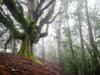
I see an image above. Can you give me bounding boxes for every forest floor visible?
[0,52,65,75]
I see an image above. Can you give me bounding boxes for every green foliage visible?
[62,40,100,75]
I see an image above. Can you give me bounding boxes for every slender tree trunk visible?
[54,37,57,62]
[85,0,98,53]
[31,43,34,55]
[67,19,78,75]
[56,23,63,69]
[12,40,16,54]
[85,0,100,74]
[77,0,87,74]
[42,38,45,63]
[67,20,75,60]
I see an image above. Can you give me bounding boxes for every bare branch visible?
[0,29,8,37]
[39,24,49,38]
[19,2,28,6]
[47,10,65,24]
[4,35,12,50]
[39,0,55,16]
[36,0,45,14]
[39,33,48,38]
[38,0,56,31]
[33,0,56,43]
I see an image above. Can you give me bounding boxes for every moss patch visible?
[17,37,43,65]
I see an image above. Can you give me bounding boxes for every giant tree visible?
[0,0,63,64]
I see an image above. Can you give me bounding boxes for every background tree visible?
[56,17,64,68]
[85,0,100,74]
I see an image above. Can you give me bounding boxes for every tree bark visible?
[12,40,16,54]
[67,19,78,75]
[77,0,87,74]
[85,0,98,53]
[42,38,45,63]
[17,35,43,65]
[85,0,100,74]
[56,23,64,69]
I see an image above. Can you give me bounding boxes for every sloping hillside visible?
[0,53,64,75]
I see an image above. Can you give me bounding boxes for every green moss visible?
[17,36,43,65]
[30,54,43,65]
[4,0,29,29]
[23,37,29,58]
[28,19,34,25]
[27,20,38,42]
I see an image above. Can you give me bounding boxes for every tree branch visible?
[34,0,56,42]
[39,33,48,38]
[47,10,65,24]
[3,0,28,29]
[0,11,25,39]
[0,29,8,37]
[33,0,56,43]
[39,0,55,16]
[36,0,45,14]
[38,0,56,31]
[39,24,49,38]
[19,2,28,6]
[4,35,12,50]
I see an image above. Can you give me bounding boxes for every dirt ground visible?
[0,53,65,75]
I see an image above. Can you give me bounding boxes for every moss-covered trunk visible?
[17,35,43,65]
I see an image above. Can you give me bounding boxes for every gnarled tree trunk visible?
[17,34,42,64]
